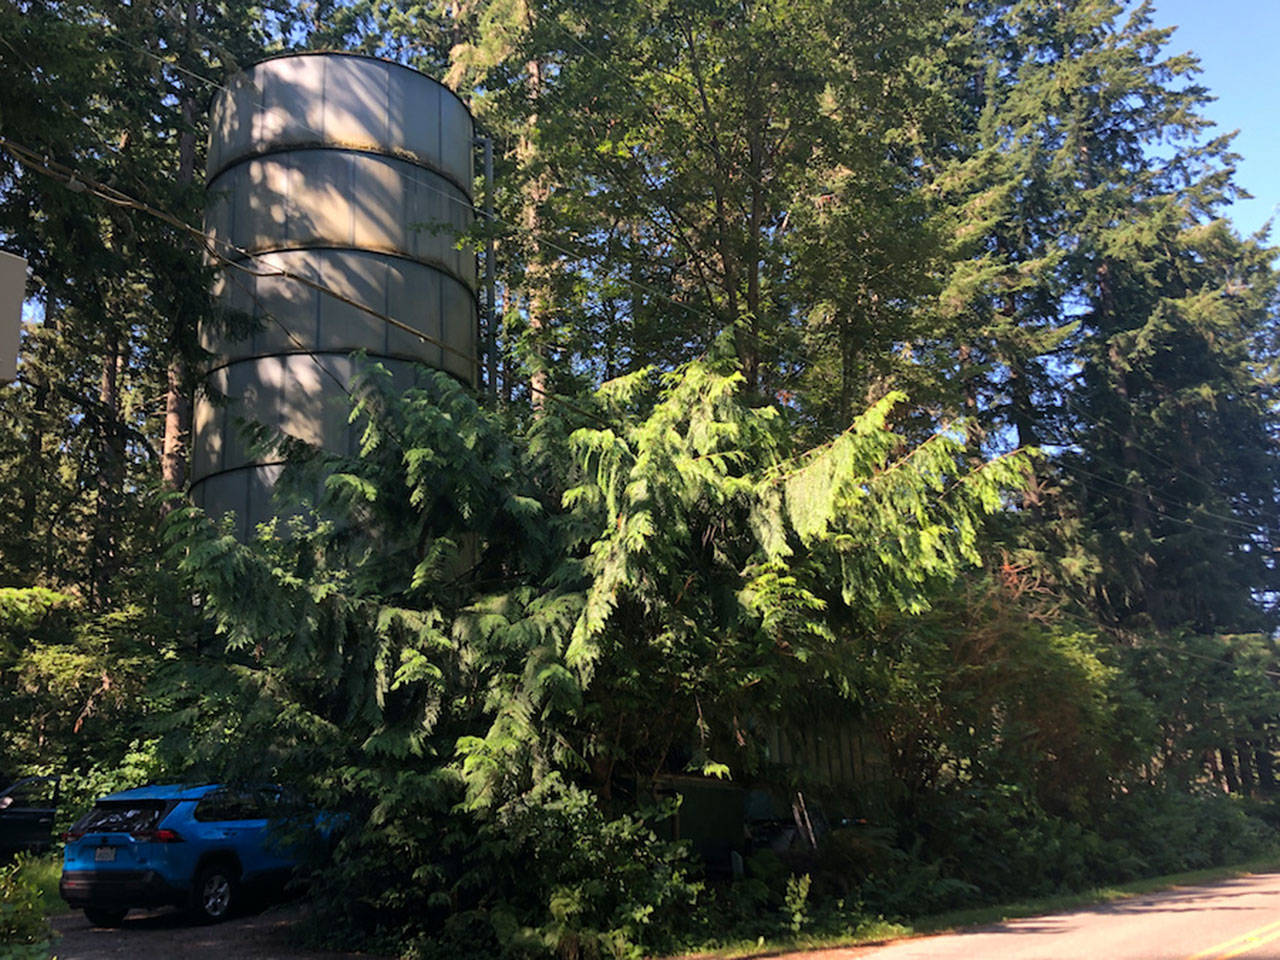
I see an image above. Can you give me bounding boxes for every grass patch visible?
[665,855,1280,959]
[12,852,64,916]
[1,853,60,960]
[665,917,914,960]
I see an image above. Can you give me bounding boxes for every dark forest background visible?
[3,0,1280,956]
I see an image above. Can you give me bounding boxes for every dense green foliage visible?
[0,855,54,960]
[157,360,1030,954]
[2,0,1280,957]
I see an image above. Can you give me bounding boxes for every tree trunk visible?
[1255,736,1276,794]
[1001,287,1038,450]
[19,293,54,578]
[161,355,190,493]
[839,307,854,428]
[501,285,514,404]
[1219,744,1240,794]
[1235,737,1257,796]
[957,342,983,460]
[1207,748,1228,793]
[520,55,551,414]
[160,3,197,498]
[743,100,764,396]
[92,324,125,608]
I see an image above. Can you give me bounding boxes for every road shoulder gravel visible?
[49,903,387,960]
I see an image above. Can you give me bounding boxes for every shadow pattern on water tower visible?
[191,52,478,539]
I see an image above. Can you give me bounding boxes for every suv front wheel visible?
[190,862,238,923]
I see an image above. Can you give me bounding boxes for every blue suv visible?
[60,783,323,926]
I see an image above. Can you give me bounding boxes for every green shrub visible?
[49,744,165,833]
[811,783,1277,924]
[1099,788,1275,876]
[304,777,703,960]
[0,855,54,960]
[783,873,811,934]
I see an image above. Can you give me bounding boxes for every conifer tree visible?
[1038,0,1280,632]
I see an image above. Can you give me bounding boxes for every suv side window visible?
[194,789,264,822]
[193,790,231,822]
[254,786,306,816]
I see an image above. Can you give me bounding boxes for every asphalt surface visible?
[810,872,1280,960]
[46,872,1280,960]
[48,903,383,959]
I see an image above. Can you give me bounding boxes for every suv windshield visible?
[73,801,168,834]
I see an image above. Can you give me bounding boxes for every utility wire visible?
[1011,355,1249,503]
[9,44,1277,543]
[1003,356,1272,536]
[63,30,918,414]
[1117,635,1280,681]
[10,128,1273,545]
[1059,468,1271,547]
[105,31,725,332]
[1062,460,1270,539]
[543,15,777,194]
[544,17,1278,542]
[220,269,354,401]
[0,133,615,429]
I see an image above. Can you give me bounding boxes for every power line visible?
[220,268,354,401]
[540,20,1274,539]
[542,15,776,193]
[998,360,1272,537]
[0,132,475,359]
[1060,465,1271,547]
[12,128,1273,547]
[48,27,904,409]
[1005,355,1269,534]
[8,45,1277,546]
[1061,461,1269,539]
[1119,636,1280,681]
[0,133,614,429]
[106,32,726,332]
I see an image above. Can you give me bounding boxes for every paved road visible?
[784,872,1280,960]
[49,904,384,959]
[47,872,1280,960]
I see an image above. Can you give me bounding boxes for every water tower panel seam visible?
[206,153,475,289]
[193,54,477,532]
[206,55,474,199]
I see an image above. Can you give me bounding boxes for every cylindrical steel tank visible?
[191,52,477,538]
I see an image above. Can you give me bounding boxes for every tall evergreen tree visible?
[1040,0,1279,631]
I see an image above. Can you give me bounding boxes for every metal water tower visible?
[0,251,26,385]
[192,53,478,538]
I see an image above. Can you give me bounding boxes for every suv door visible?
[0,776,59,856]
[193,788,292,881]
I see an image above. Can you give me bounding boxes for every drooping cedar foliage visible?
[2,0,1280,956]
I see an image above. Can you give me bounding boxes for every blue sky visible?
[1145,0,1280,239]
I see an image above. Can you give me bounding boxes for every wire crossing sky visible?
[1147,0,1280,240]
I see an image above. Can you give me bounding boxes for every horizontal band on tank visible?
[188,350,477,486]
[213,243,481,300]
[242,50,474,118]
[197,348,478,382]
[189,353,477,486]
[207,54,473,191]
[205,149,476,287]
[189,460,290,491]
[207,142,475,200]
